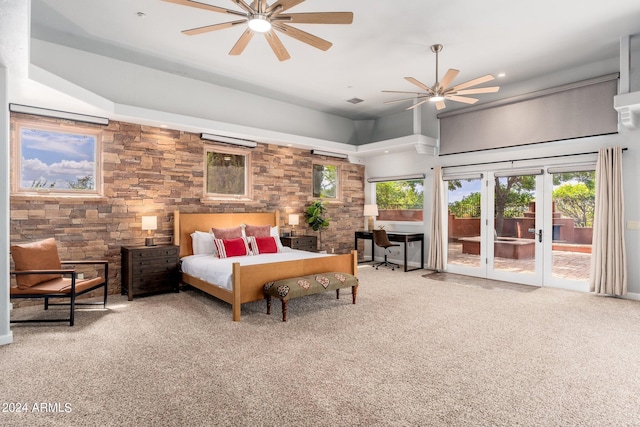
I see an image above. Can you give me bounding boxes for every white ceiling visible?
[28,0,640,122]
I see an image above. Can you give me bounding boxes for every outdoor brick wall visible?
[9,113,365,298]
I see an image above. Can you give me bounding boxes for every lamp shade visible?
[141,216,157,231]
[363,204,379,216]
[288,214,300,226]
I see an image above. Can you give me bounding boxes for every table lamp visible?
[142,216,157,246]
[363,204,378,231]
[288,214,300,236]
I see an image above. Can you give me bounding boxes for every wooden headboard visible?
[174,210,280,258]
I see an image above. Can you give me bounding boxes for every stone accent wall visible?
[9,113,365,299]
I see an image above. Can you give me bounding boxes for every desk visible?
[355,231,424,272]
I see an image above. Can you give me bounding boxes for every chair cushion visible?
[10,277,105,295]
[11,238,62,289]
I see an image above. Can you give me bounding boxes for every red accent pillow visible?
[248,236,279,254]
[211,226,243,240]
[213,238,250,258]
[244,224,271,238]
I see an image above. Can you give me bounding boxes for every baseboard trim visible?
[0,332,13,346]
[622,292,640,301]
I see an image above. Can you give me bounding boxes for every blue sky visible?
[20,127,95,189]
[447,179,481,203]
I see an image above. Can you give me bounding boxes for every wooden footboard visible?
[230,250,358,321]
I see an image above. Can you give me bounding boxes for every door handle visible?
[529,228,542,242]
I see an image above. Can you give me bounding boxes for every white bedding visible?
[180,247,332,291]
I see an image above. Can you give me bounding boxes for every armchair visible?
[10,238,108,326]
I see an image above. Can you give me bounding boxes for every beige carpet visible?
[2,266,640,426]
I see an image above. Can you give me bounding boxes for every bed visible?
[173,210,358,321]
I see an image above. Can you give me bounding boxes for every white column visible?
[0,66,13,345]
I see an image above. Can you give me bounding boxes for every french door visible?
[445,166,593,290]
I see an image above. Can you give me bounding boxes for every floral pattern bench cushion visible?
[263,272,358,301]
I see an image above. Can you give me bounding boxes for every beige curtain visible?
[589,147,626,295]
[427,166,444,271]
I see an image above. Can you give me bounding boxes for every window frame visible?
[12,119,103,197]
[203,144,253,201]
[312,161,341,200]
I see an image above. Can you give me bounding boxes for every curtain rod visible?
[431,148,627,170]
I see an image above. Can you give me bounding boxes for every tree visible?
[376,180,423,209]
[494,176,535,235]
[448,192,481,218]
[68,175,94,190]
[553,182,595,227]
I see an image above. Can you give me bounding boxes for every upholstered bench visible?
[263,272,358,322]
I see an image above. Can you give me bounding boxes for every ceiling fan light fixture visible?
[429,96,445,102]
[248,15,272,32]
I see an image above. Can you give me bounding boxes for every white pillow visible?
[270,226,284,251]
[191,230,216,256]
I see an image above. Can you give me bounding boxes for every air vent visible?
[347,98,364,104]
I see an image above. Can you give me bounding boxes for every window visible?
[13,121,102,196]
[312,163,340,199]
[374,178,424,222]
[204,146,252,200]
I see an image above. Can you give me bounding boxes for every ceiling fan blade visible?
[161,0,246,16]
[276,12,354,25]
[383,95,431,105]
[272,22,332,51]
[404,77,435,95]
[406,99,429,110]
[446,95,479,104]
[182,20,246,36]
[450,74,495,91]
[232,0,254,14]
[439,68,459,91]
[266,0,305,15]
[435,100,446,110]
[229,28,255,55]
[381,90,429,95]
[453,86,500,95]
[264,30,291,61]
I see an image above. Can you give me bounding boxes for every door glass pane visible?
[550,171,594,282]
[493,175,537,275]
[447,178,482,268]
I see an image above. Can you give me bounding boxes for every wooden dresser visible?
[280,235,317,252]
[121,245,179,300]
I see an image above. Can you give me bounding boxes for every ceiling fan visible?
[161,0,353,61]
[383,44,500,111]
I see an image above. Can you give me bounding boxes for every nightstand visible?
[121,245,180,300]
[281,235,318,252]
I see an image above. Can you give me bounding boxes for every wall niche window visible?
[313,163,340,199]
[204,146,252,200]
[12,120,102,196]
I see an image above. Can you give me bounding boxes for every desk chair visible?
[372,229,401,271]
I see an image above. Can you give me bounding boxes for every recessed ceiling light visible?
[136,12,146,18]
[347,98,364,104]
[384,150,389,154]
[498,73,506,78]
[160,124,168,128]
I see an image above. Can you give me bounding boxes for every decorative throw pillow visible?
[248,236,279,255]
[214,237,251,258]
[190,230,216,256]
[244,224,271,238]
[211,226,243,240]
[270,226,285,251]
[10,238,62,289]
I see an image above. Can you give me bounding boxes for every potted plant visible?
[305,200,331,251]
